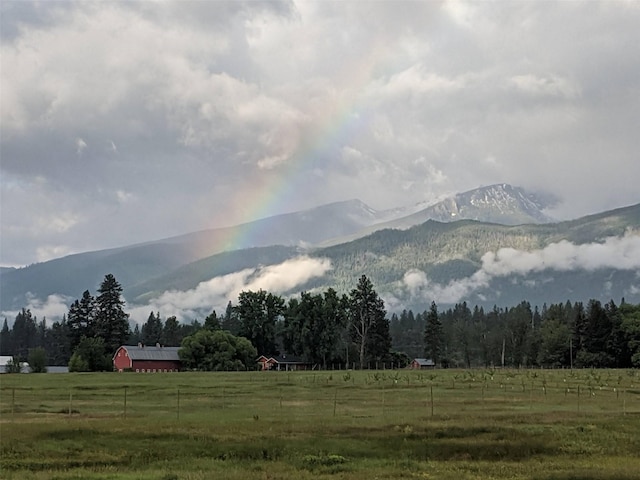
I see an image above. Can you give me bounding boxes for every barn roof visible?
[119,345,181,362]
[413,358,435,366]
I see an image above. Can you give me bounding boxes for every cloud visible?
[75,138,87,156]
[127,256,332,324]
[401,233,640,304]
[2,1,640,266]
[1,293,71,325]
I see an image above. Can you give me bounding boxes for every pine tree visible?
[94,274,130,356]
[348,275,389,369]
[141,311,164,345]
[423,301,443,366]
[0,318,11,355]
[163,316,181,346]
[67,290,96,352]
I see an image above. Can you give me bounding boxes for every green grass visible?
[1,369,639,479]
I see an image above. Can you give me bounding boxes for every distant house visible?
[0,356,29,373]
[113,344,181,372]
[410,358,436,369]
[257,354,313,371]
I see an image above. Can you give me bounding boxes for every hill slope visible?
[126,203,640,311]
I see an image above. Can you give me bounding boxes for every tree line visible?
[393,299,640,368]
[2,272,639,370]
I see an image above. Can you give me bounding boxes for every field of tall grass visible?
[1,368,639,479]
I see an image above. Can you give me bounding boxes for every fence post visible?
[177,389,180,420]
[123,386,128,419]
[68,391,73,417]
[12,388,15,416]
[430,385,434,417]
[333,388,337,417]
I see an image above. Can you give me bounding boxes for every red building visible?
[257,354,313,371]
[113,344,181,372]
[410,358,435,369]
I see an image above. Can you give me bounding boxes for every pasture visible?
[1,368,639,479]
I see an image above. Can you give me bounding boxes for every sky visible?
[2,0,639,268]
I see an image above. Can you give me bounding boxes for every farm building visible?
[410,358,436,369]
[0,356,29,373]
[113,344,181,372]
[257,354,313,371]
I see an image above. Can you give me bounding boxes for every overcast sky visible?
[2,1,639,267]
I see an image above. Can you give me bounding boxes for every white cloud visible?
[128,256,332,324]
[1,293,71,324]
[402,233,640,304]
[75,138,87,155]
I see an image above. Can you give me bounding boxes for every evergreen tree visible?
[129,324,141,344]
[0,318,11,355]
[221,301,241,335]
[94,274,130,355]
[348,275,389,369]
[12,308,37,360]
[47,317,71,365]
[423,301,443,365]
[67,290,96,352]
[163,316,181,346]
[204,310,221,331]
[452,302,473,367]
[141,311,164,345]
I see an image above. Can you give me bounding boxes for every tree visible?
[67,290,96,351]
[94,274,130,355]
[537,317,570,367]
[163,316,182,346]
[28,347,48,373]
[235,290,284,355]
[620,303,640,367]
[11,308,38,360]
[319,288,349,366]
[179,329,257,371]
[0,318,11,355]
[423,301,443,365]
[221,301,241,335]
[69,336,112,372]
[141,311,164,345]
[348,275,389,369]
[47,317,71,365]
[204,310,221,331]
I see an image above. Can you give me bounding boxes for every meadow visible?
[1,368,639,479]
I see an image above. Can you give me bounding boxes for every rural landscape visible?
[2,1,640,479]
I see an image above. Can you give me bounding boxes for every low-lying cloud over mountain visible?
[128,256,332,324]
[398,234,640,305]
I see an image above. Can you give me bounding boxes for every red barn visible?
[113,344,181,372]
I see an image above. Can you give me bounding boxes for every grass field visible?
[1,368,639,479]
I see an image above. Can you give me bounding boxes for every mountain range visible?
[1,184,639,319]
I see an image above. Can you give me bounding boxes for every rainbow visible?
[192,39,389,260]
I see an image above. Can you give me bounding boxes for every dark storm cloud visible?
[1,1,639,266]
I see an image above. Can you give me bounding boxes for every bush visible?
[28,347,48,373]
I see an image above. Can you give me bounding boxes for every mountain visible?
[390,183,556,226]
[2,186,636,316]
[319,184,556,247]
[0,199,387,310]
[116,203,639,313]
